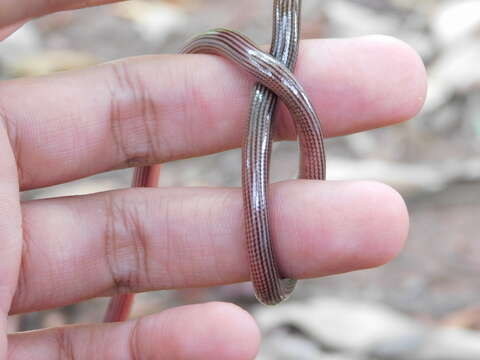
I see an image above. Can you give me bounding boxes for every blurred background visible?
[2,0,480,359]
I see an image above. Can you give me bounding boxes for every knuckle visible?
[11,211,32,312]
[0,101,27,185]
[107,61,163,167]
[128,317,145,360]
[103,191,152,294]
[54,327,76,360]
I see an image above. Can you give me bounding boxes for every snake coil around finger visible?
[105,0,326,321]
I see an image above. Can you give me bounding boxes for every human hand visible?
[0,1,426,359]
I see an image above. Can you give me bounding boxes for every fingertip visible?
[273,180,409,278]
[319,180,409,271]
[367,35,428,123]
[349,181,409,268]
[159,302,261,360]
[200,302,261,360]
[294,36,427,137]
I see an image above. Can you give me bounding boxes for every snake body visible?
[104,0,325,321]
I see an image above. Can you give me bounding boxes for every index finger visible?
[0,36,426,190]
[0,0,118,28]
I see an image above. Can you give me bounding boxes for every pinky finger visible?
[8,302,260,360]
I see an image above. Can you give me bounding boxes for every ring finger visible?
[9,302,260,360]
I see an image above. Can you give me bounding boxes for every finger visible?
[12,180,408,314]
[0,36,427,190]
[0,124,22,356]
[0,22,25,40]
[8,302,260,360]
[0,0,118,28]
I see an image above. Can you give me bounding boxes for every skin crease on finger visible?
[11,180,408,314]
[0,36,427,191]
[7,302,261,360]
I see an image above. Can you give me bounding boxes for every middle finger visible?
[11,180,408,314]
